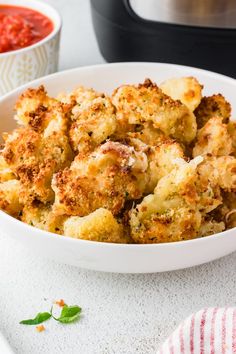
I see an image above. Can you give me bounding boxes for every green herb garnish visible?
[20,312,51,325]
[51,305,82,324]
[20,301,82,327]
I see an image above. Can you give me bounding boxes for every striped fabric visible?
[157,308,236,354]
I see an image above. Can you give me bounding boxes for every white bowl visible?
[0,62,235,273]
[0,0,61,95]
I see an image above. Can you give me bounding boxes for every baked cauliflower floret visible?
[197,217,225,237]
[195,156,236,217]
[52,141,148,216]
[14,85,58,127]
[0,179,22,216]
[14,86,72,139]
[21,204,50,230]
[64,208,130,243]
[69,96,116,154]
[3,127,73,204]
[21,204,66,234]
[130,157,202,243]
[146,140,185,192]
[193,117,232,157]
[198,156,236,192]
[0,79,235,244]
[196,168,222,215]
[112,79,197,144]
[194,94,231,129]
[227,121,236,157]
[160,76,203,112]
[0,154,16,182]
[127,122,167,146]
[57,86,102,107]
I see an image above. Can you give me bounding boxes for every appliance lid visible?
[129,0,236,29]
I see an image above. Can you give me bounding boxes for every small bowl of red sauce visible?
[0,0,61,95]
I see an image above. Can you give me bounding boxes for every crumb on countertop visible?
[55,299,66,307]
[36,325,45,332]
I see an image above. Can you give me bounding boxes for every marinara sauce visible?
[0,5,54,53]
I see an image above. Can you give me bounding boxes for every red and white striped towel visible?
[157,308,236,354]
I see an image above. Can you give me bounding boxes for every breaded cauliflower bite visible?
[14,85,57,127]
[64,208,130,243]
[15,87,71,136]
[130,157,202,243]
[197,217,225,237]
[3,127,73,204]
[0,152,21,216]
[227,121,236,157]
[160,76,203,112]
[193,117,232,157]
[195,156,236,218]
[69,96,117,154]
[146,140,185,192]
[198,156,236,191]
[0,77,235,244]
[3,87,73,203]
[21,204,66,234]
[52,141,149,216]
[194,94,231,129]
[127,122,167,147]
[57,86,101,107]
[112,79,197,144]
[0,179,22,216]
[0,154,16,182]
[2,86,74,204]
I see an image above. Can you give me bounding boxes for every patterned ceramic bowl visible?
[0,0,61,95]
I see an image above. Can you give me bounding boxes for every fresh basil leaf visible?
[52,305,82,324]
[57,313,81,324]
[20,312,51,325]
[60,305,81,318]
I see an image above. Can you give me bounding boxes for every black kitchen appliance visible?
[90,0,236,77]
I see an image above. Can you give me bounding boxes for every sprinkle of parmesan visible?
[36,325,45,332]
[55,299,66,307]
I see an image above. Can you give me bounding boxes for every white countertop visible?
[0,1,236,353]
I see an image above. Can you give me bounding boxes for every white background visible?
[0,1,236,353]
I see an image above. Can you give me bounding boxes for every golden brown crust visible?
[227,121,236,157]
[145,139,185,193]
[21,203,66,234]
[194,94,231,129]
[0,78,235,243]
[63,208,131,243]
[126,122,167,146]
[0,180,22,217]
[69,96,116,154]
[112,78,197,144]
[52,141,148,216]
[197,156,236,192]
[129,158,202,243]
[160,76,203,112]
[15,86,55,126]
[3,126,73,204]
[193,116,232,157]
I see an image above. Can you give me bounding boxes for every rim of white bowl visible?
[1,61,236,102]
[0,0,62,57]
[0,61,235,248]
